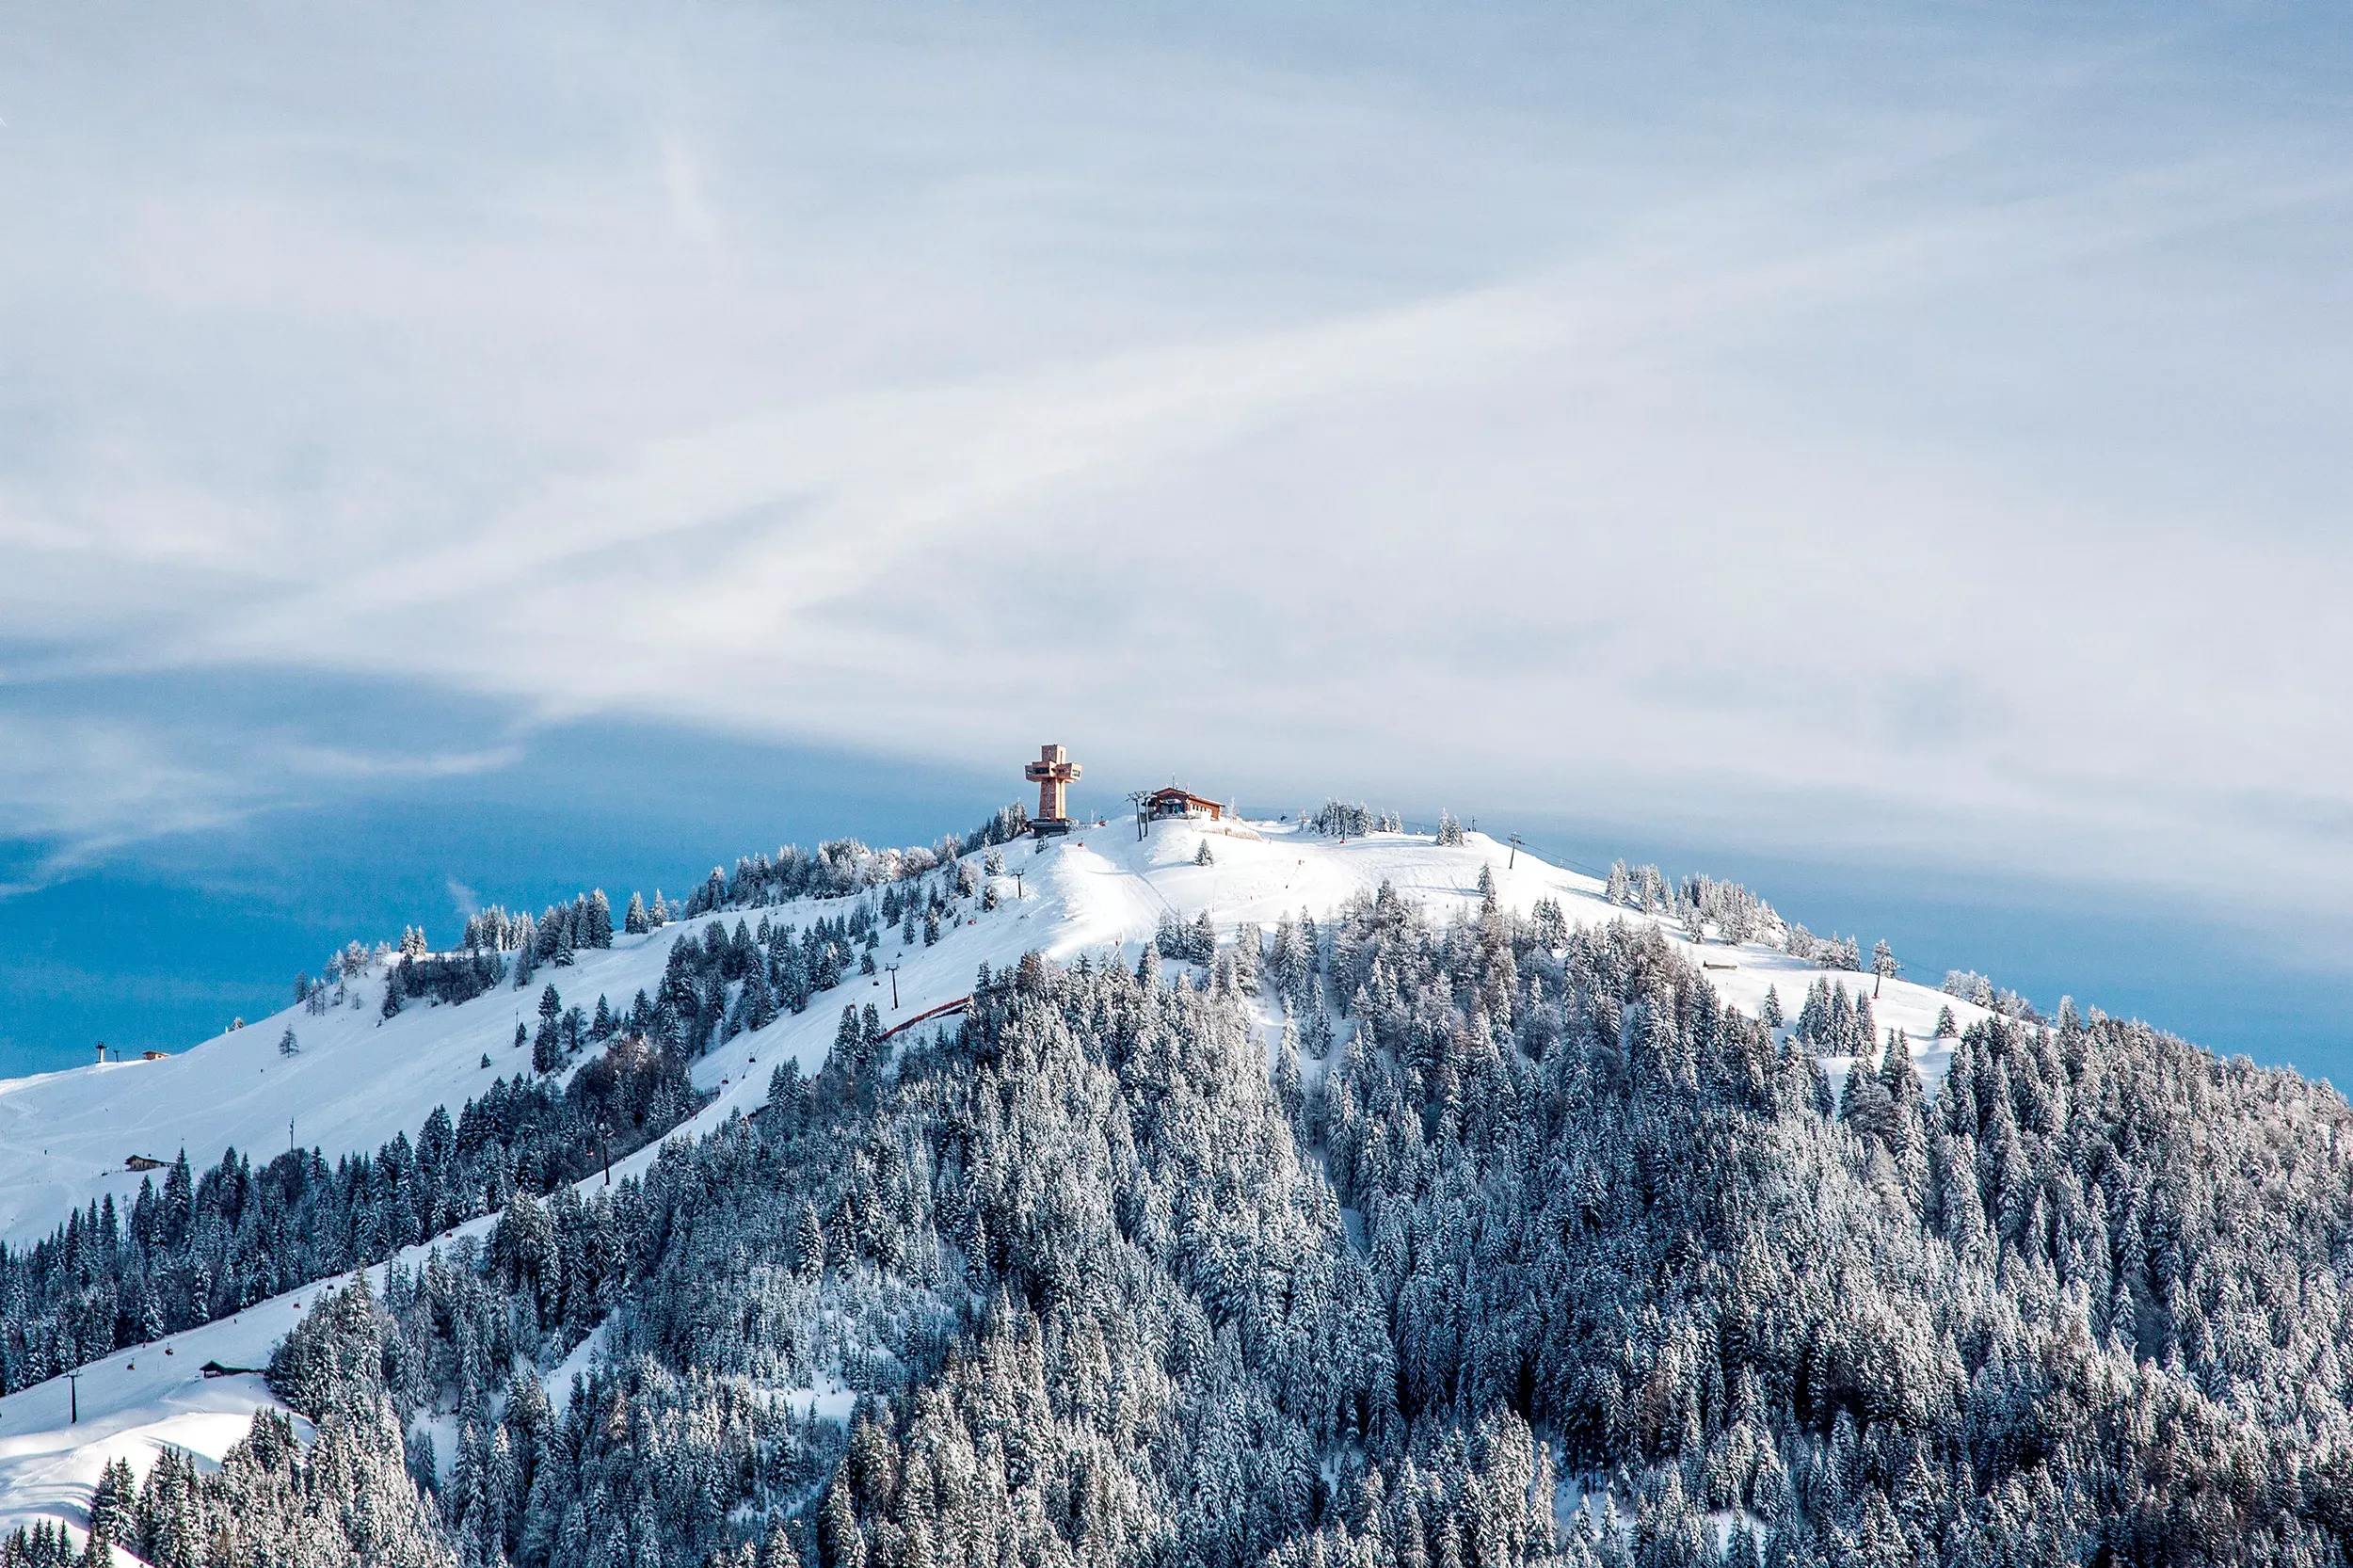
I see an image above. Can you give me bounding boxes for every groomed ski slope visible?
[0,817,1991,1547]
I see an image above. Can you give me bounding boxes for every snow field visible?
[0,815,1993,1548]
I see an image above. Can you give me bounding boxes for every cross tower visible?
[1024,744,1081,836]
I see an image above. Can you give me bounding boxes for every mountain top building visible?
[1141,785,1225,824]
[1024,744,1081,836]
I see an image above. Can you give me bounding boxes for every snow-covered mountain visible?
[13,806,2321,1566]
[0,814,1978,1549]
[0,817,1975,1253]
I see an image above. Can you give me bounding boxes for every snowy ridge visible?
[0,820,1976,1249]
[0,816,1990,1546]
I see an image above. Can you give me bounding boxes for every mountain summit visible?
[1,807,2340,1564]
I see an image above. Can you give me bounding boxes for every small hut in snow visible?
[1141,786,1226,824]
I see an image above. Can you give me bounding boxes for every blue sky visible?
[3,2,2349,1078]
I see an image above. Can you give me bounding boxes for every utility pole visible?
[68,1372,78,1424]
[885,963,900,1009]
[289,1117,296,1155]
[1507,835,1523,871]
[598,1120,612,1187]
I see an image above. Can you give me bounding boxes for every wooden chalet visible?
[1141,785,1225,824]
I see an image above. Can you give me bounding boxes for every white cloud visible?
[0,705,522,892]
[4,2,2351,922]
[0,716,248,888]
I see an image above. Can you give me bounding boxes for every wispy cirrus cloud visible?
[0,688,521,892]
[0,715,245,887]
[3,1,2351,926]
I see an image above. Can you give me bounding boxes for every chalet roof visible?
[1144,784,1221,805]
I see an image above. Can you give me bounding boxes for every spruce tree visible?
[792,1203,826,1277]
[1191,910,1217,964]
